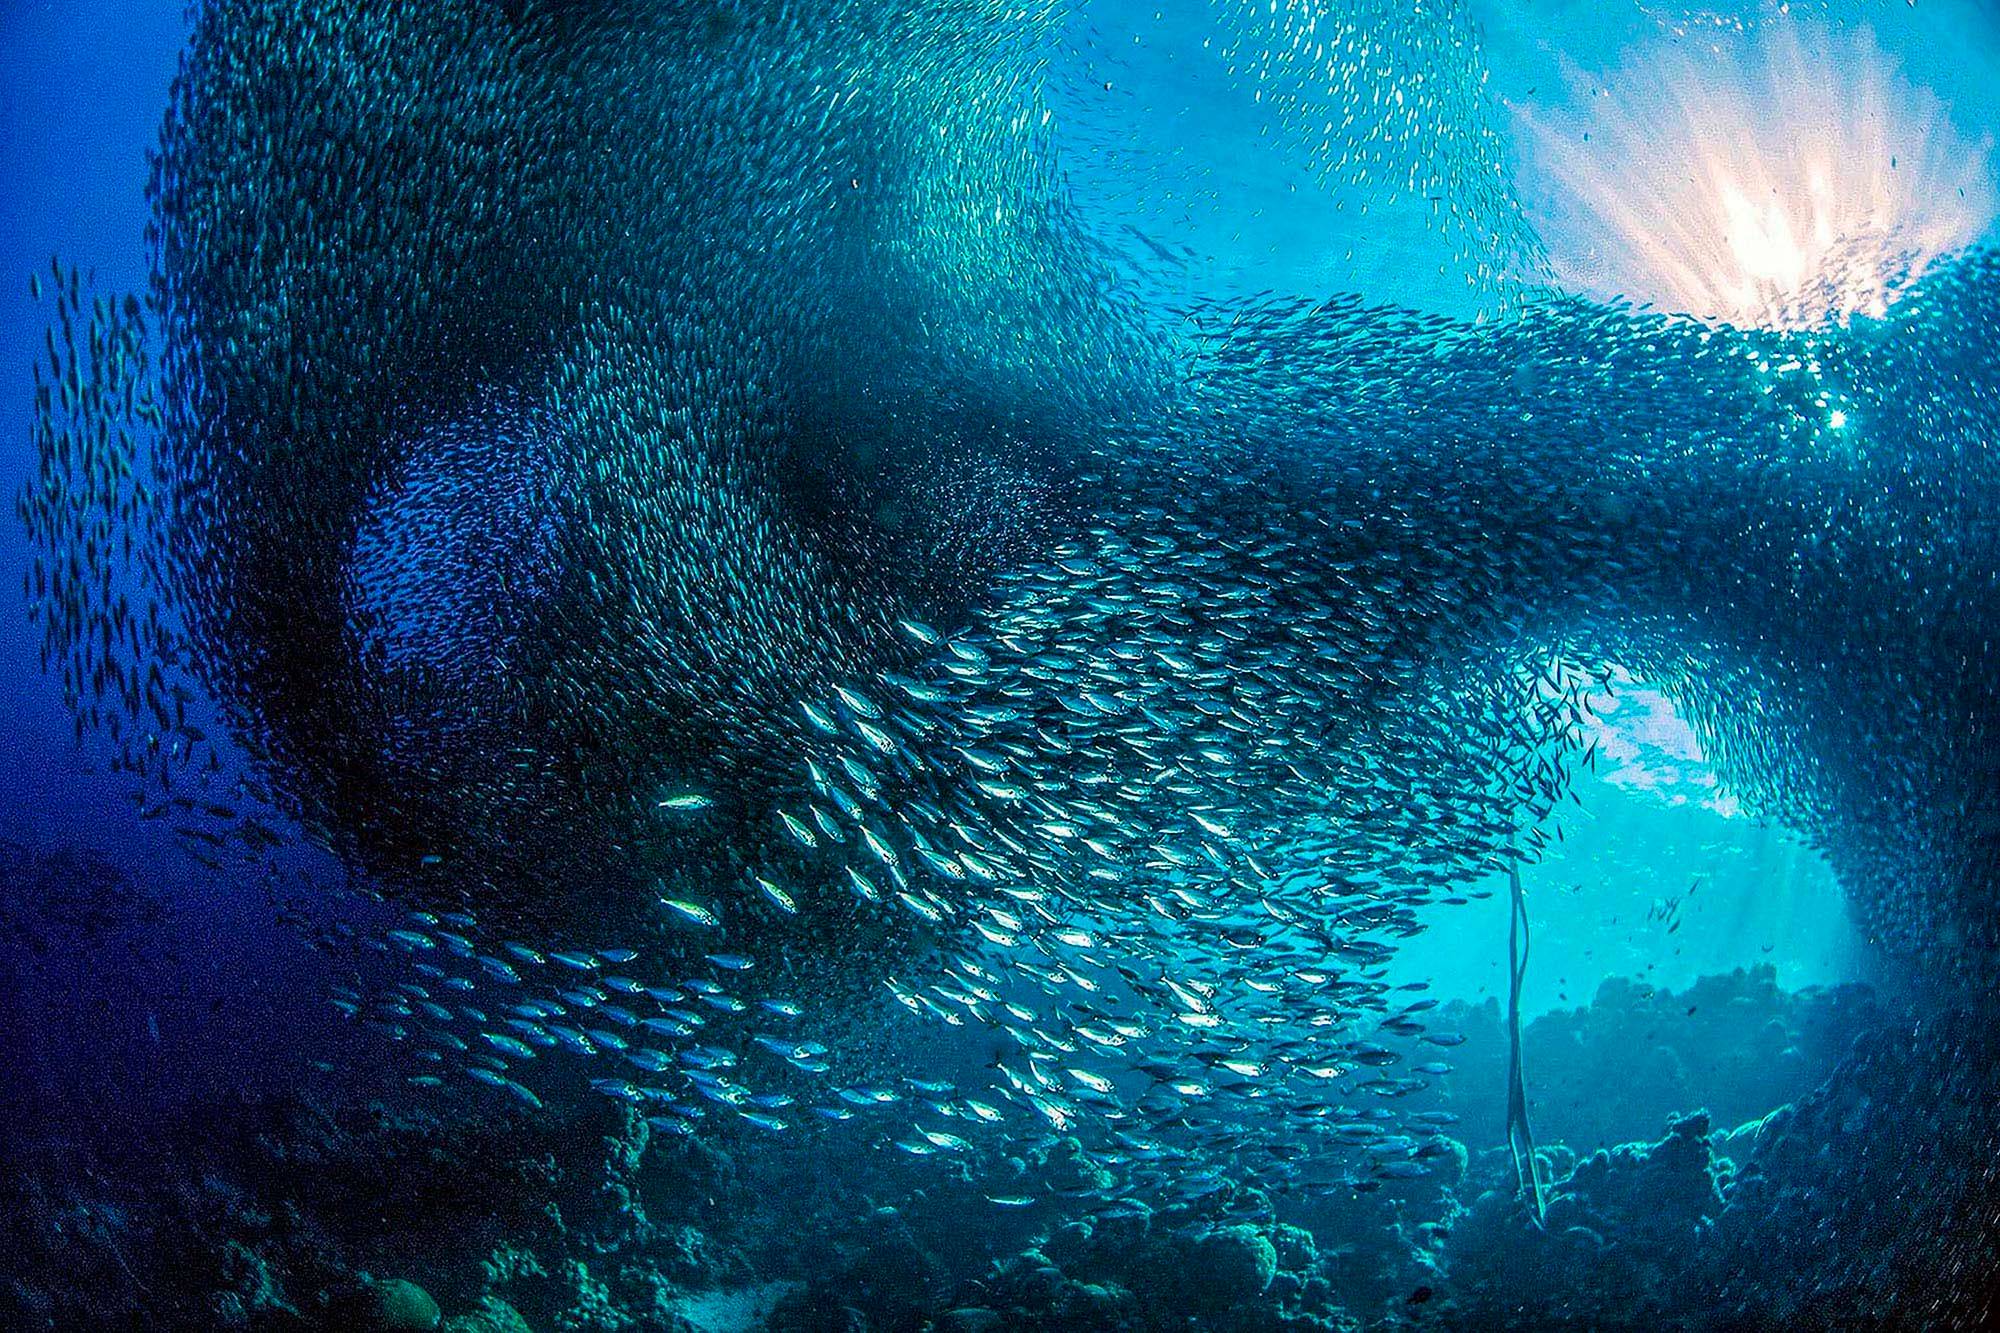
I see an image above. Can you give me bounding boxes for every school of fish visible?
[18,0,2000,1183]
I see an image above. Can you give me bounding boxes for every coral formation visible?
[0,944,1983,1331]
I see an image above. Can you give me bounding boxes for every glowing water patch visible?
[1516,23,1995,328]
[1386,673,1862,1015]
[1585,675,1738,820]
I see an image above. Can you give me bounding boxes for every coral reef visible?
[0,1092,743,1331]
[1,965,1990,1331]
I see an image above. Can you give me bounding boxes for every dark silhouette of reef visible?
[3,960,1992,1331]
[1413,967,1889,1157]
[0,1092,753,1331]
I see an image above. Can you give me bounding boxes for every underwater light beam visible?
[1519,24,1997,329]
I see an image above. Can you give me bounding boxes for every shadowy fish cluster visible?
[20,0,2000,1164]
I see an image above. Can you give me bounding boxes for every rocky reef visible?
[1,961,1992,1331]
[0,1090,761,1331]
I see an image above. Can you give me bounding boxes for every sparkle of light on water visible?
[1518,23,1995,327]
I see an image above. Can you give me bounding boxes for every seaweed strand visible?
[1506,854,1547,1226]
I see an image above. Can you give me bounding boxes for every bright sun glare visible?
[1519,23,1997,328]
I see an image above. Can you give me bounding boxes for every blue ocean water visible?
[4,2,1998,1329]
[2,1,181,852]
[0,0,397,1131]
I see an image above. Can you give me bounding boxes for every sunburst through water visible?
[1518,22,1997,328]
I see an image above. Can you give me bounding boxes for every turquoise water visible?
[1393,678,1866,1017]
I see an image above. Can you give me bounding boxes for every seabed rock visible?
[443,1296,535,1333]
[325,1277,442,1332]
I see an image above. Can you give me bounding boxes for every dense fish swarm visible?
[19,1,2000,1157]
